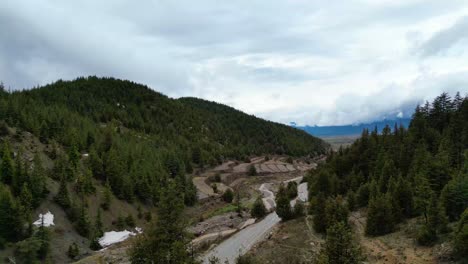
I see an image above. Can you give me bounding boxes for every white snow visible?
[297,182,308,202]
[98,228,142,247]
[33,211,55,227]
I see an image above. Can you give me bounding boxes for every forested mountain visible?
[307,92,468,262]
[0,76,326,262]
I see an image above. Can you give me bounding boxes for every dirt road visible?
[201,177,308,264]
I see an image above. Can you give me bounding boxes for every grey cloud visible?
[419,16,468,57]
[1,0,468,125]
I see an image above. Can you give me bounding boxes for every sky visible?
[1,0,468,126]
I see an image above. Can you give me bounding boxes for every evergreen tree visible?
[222,189,234,203]
[101,179,112,210]
[313,193,327,233]
[55,176,71,209]
[275,184,292,221]
[316,222,363,264]
[0,184,23,241]
[75,201,91,237]
[454,208,468,258]
[366,193,394,236]
[130,181,191,263]
[30,154,47,207]
[251,197,267,218]
[1,143,14,185]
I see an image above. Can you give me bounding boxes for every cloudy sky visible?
[2,0,468,126]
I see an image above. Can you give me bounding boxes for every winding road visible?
[201,177,308,264]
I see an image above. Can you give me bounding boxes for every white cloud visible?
[1,0,468,125]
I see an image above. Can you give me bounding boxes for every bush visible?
[251,197,267,218]
[287,181,298,199]
[222,189,234,203]
[248,165,257,176]
[417,225,436,246]
[68,242,79,259]
[144,212,152,222]
[293,202,305,217]
[126,214,136,227]
[211,183,218,194]
[236,254,259,264]
[454,209,468,257]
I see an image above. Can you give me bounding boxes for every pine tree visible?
[36,216,50,259]
[30,154,47,207]
[316,222,363,264]
[75,201,91,237]
[325,196,349,229]
[366,193,394,236]
[275,184,292,221]
[101,179,112,210]
[313,193,327,233]
[19,183,33,214]
[130,180,191,263]
[251,197,267,218]
[55,176,71,209]
[1,143,14,185]
[0,184,23,241]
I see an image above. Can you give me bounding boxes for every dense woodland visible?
[306,92,468,263]
[0,77,326,263]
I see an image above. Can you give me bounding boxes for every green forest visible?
[306,92,468,262]
[0,77,326,263]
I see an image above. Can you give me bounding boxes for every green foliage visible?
[1,143,14,185]
[68,242,80,259]
[441,174,468,221]
[316,222,363,264]
[248,165,257,176]
[0,184,23,241]
[222,188,234,203]
[286,181,298,199]
[275,184,292,221]
[130,181,191,263]
[75,202,91,237]
[293,201,305,218]
[126,214,136,227]
[54,176,71,209]
[308,92,468,240]
[313,193,327,233]
[101,180,112,210]
[454,209,468,258]
[251,197,267,218]
[365,193,395,236]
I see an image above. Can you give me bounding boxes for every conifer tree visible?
[316,222,363,264]
[55,176,71,209]
[313,193,327,233]
[1,143,14,185]
[366,193,394,236]
[130,181,191,263]
[251,197,267,218]
[0,184,23,241]
[275,184,292,221]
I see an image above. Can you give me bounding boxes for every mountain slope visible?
[0,76,327,262]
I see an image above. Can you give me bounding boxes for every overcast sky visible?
[2,0,468,126]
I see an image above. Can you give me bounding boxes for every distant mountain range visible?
[293,118,412,137]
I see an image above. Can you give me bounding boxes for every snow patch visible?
[33,211,54,227]
[98,227,142,248]
[99,230,136,247]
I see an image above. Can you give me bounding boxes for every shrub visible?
[251,197,267,218]
[248,165,257,176]
[417,225,436,246]
[222,189,234,203]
